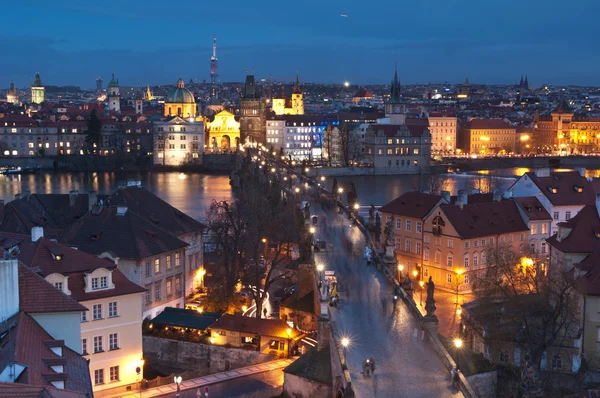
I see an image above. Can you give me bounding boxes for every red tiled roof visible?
[0,382,88,398]
[464,118,514,130]
[0,312,92,395]
[428,112,457,117]
[370,123,428,138]
[380,192,444,219]
[18,264,86,314]
[440,200,529,239]
[513,197,552,221]
[575,252,600,295]
[211,315,303,339]
[547,205,600,253]
[352,89,374,98]
[524,171,596,206]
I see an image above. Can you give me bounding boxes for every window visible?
[481,239,486,247]
[473,240,479,248]
[464,255,469,267]
[416,221,422,233]
[145,287,152,304]
[541,242,547,254]
[180,135,186,140]
[108,302,118,318]
[424,235,430,244]
[531,224,537,235]
[435,251,441,264]
[416,241,422,255]
[175,253,180,267]
[473,253,478,267]
[93,336,103,353]
[464,241,470,249]
[94,369,104,385]
[54,282,63,291]
[424,249,429,261]
[100,276,107,288]
[386,216,392,225]
[93,304,102,320]
[499,350,509,363]
[553,211,559,220]
[109,333,119,350]
[81,311,88,322]
[145,261,151,276]
[406,220,412,232]
[82,339,88,355]
[446,273,452,283]
[447,254,453,267]
[175,276,182,293]
[166,255,171,269]
[154,258,160,273]
[92,277,99,290]
[394,237,401,250]
[520,233,525,241]
[565,211,571,220]
[542,223,548,234]
[552,355,562,370]
[447,240,453,248]
[166,279,173,295]
[110,366,120,382]
[396,218,402,229]
[490,237,494,245]
[155,282,161,300]
[508,235,514,242]
[405,239,411,253]
[481,253,487,264]
[464,274,470,284]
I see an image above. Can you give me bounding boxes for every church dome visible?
[107,73,119,88]
[166,78,195,104]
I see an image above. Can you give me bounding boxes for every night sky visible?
[2,0,599,88]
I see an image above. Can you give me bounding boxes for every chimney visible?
[534,168,550,178]
[116,206,128,216]
[458,189,468,206]
[32,226,44,242]
[493,189,502,202]
[297,263,315,299]
[576,167,587,177]
[0,258,20,321]
[69,190,79,207]
[88,190,97,212]
[596,193,600,220]
[441,190,451,203]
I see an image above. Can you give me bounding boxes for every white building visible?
[428,111,457,154]
[267,115,333,161]
[0,114,58,157]
[153,116,204,166]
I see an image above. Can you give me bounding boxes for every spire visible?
[390,66,401,103]
[524,75,529,87]
[176,77,185,89]
[293,72,301,94]
[212,33,217,60]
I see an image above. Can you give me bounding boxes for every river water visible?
[2,167,598,220]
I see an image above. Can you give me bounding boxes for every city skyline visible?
[1,1,599,88]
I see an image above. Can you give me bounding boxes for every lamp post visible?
[174,375,182,397]
[397,265,404,282]
[453,338,463,372]
[419,280,425,306]
[341,337,350,366]
[454,268,464,306]
[287,328,292,358]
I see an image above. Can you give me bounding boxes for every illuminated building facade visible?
[533,100,600,154]
[461,118,516,154]
[31,73,45,104]
[428,112,457,154]
[107,74,120,113]
[267,115,337,160]
[271,74,305,116]
[384,67,406,124]
[239,74,266,143]
[153,116,204,166]
[457,77,471,99]
[206,109,240,150]
[6,82,18,104]
[164,78,197,118]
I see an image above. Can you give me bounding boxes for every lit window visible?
[154,258,160,273]
[166,256,171,269]
[175,253,180,267]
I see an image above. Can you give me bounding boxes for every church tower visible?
[291,73,304,115]
[31,73,45,104]
[107,73,121,113]
[239,74,266,144]
[385,67,405,124]
[6,82,19,104]
[135,86,143,115]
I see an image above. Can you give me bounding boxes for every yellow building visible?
[271,74,304,116]
[205,109,240,150]
[164,78,197,118]
[461,118,516,154]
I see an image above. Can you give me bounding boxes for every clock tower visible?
[385,67,405,124]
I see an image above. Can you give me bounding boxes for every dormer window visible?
[54,282,63,291]
[548,186,557,194]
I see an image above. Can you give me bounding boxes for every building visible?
[60,205,189,320]
[505,169,595,235]
[0,257,93,396]
[379,192,448,278]
[460,118,516,155]
[384,67,405,125]
[106,186,205,297]
[163,78,197,118]
[351,89,374,104]
[271,74,305,116]
[513,196,552,258]
[364,120,431,173]
[422,193,530,293]
[153,116,204,166]
[279,264,318,333]
[0,114,58,157]
[283,346,332,397]
[239,74,266,144]
[31,73,45,104]
[107,74,120,113]
[428,111,457,154]
[205,109,240,150]
[573,252,600,371]
[267,115,337,161]
[458,77,471,99]
[210,315,302,355]
[4,229,145,395]
[6,82,18,104]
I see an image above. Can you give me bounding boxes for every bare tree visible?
[471,246,580,376]
[421,173,449,194]
[322,124,335,167]
[339,122,360,167]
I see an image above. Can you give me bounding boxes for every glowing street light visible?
[294,187,300,194]
[338,187,344,194]
[412,270,418,278]
[271,167,276,173]
[320,176,325,181]
[344,81,350,87]
[242,305,248,313]
[454,338,463,349]
[341,337,350,365]
[287,328,293,358]
[305,167,310,173]
[309,226,316,234]
[317,264,324,272]
[261,237,267,243]
[353,203,360,210]
[210,337,215,344]
[174,375,182,397]
[419,280,425,306]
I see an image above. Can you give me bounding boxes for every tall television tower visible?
[210,33,218,87]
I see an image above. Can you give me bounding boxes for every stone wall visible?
[467,371,497,398]
[143,336,273,375]
[284,373,331,398]
[203,153,237,171]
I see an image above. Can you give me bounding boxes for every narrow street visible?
[312,203,462,398]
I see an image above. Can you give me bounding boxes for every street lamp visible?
[419,280,425,306]
[294,187,300,194]
[454,268,464,305]
[317,264,324,272]
[397,265,404,282]
[341,337,350,366]
[309,226,316,234]
[412,269,418,279]
[320,176,325,181]
[353,203,360,211]
[453,338,464,372]
[287,328,292,358]
[174,376,182,397]
[338,187,344,194]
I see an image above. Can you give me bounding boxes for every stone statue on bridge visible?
[425,276,437,318]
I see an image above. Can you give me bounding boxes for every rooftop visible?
[547,205,600,253]
[211,315,303,340]
[522,171,596,206]
[283,345,332,385]
[379,192,444,219]
[513,196,552,221]
[151,307,221,330]
[464,118,514,130]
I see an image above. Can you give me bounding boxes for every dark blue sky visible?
[2,1,599,88]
